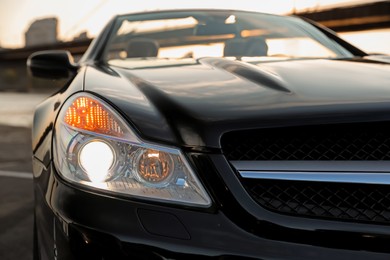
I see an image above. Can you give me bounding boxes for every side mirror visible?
[27,50,79,79]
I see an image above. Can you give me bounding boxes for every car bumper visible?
[34,160,390,260]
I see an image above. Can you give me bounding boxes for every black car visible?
[29,9,390,260]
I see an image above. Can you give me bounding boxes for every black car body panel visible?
[86,58,390,148]
[30,9,390,260]
[32,68,86,166]
[34,162,390,259]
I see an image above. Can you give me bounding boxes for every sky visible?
[0,0,389,54]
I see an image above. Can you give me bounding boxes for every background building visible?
[73,31,89,42]
[25,17,58,47]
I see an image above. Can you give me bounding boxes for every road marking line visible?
[0,170,33,179]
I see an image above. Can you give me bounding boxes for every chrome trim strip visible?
[239,171,390,185]
[231,161,390,173]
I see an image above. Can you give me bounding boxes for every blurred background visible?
[1,0,390,93]
[0,0,389,259]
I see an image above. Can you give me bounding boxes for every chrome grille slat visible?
[221,122,390,224]
[239,171,390,185]
[232,161,390,185]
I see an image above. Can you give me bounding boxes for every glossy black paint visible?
[87,57,390,148]
[34,164,390,259]
[27,50,79,79]
[31,9,390,260]
[32,67,85,167]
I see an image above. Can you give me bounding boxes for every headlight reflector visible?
[134,149,174,186]
[54,93,211,207]
[79,140,115,183]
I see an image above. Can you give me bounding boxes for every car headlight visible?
[53,93,211,207]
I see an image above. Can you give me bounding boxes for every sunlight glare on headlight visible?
[54,94,211,206]
[79,140,114,182]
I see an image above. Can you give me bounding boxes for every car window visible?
[104,10,353,67]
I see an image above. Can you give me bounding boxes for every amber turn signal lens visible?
[55,93,211,206]
[64,96,123,137]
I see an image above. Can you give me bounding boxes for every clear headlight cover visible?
[53,93,211,207]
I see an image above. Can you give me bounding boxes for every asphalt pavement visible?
[0,92,47,260]
[0,175,33,260]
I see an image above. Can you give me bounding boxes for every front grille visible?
[222,122,390,224]
[242,179,390,224]
[221,122,390,160]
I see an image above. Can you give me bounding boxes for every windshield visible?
[104,10,353,67]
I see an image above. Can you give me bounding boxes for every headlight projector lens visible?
[79,140,115,182]
[135,149,174,186]
[54,94,211,206]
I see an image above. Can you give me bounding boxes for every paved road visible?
[0,175,33,260]
[0,125,34,260]
[0,125,33,172]
[0,93,46,128]
[0,93,47,260]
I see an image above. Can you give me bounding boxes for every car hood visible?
[85,58,390,149]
